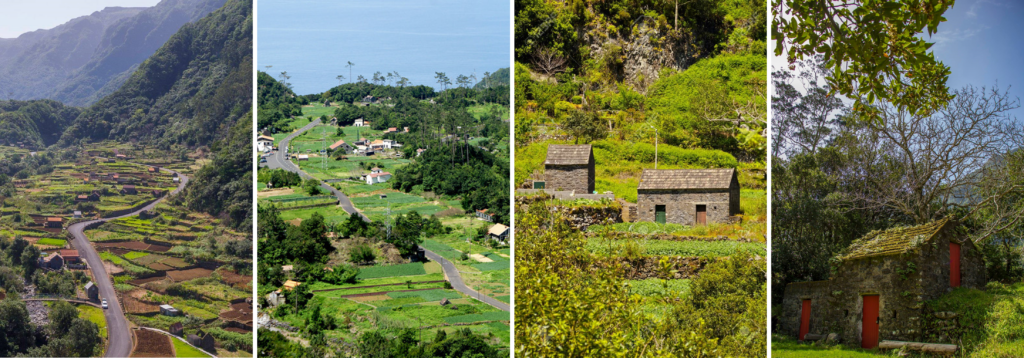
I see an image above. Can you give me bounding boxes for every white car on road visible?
[102,299,108,309]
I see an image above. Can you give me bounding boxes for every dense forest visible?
[0,100,81,148]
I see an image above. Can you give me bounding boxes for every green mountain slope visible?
[474,67,510,89]
[52,0,229,106]
[60,0,252,148]
[0,100,81,148]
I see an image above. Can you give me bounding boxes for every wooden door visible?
[862,295,879,349]
[655,205,666,224]
[696,205,707,225]
[950,242,961,287]
[799,299,811,340]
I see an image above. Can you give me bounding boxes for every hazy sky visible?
[0,0,160,38]
[771,0,1024,121]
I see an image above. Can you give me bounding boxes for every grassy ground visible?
[79,305,107,339]
[173,337,211,358]
[772,335,890,357]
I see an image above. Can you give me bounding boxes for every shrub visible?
[349,244,376,264]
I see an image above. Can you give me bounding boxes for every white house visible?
[257,135,274,152]
[353,118,367,127]
[369,140,388,151]
[366,171,392,185]
[416,148,426,157]
[297,154,309,161]
[159,304,182,317]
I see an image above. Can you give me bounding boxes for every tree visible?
[772,0,955,118]
[840,85,1024,237]
[346,61,355,84]
[48,300,78,336]
[349,244,376,264]
[303,178,321,196]
[562,109,607,144]
[771,56,846,157]
[20,244,40,279]
[336,75,345,86]
[67,318,100,357]
[287,282,312,314]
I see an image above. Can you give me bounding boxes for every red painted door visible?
[799,299,811,340]
[950,242,961,287]
[862,295,879,349]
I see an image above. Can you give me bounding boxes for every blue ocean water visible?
[257,0,510,95]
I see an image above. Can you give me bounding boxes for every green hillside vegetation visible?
[0,100,81,148]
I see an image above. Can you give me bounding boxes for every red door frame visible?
[862,295,879,349]
[950,242,961,287]
[799,299,811,340]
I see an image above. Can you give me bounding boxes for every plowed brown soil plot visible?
[132,329,173,357]
[218,270,252,286]
[147,262,173,271]
[161,257,189,268]
[166,268,213,282]
[124,296,160,314]
[129,276,166,286]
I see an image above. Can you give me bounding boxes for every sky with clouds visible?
[771,0,1024,122]
[0,0,160,38]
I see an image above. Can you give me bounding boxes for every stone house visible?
[120,185,137,195]
[39,252,64,270]
[169,322,184,337]
[543,144,595,193]
[85,281,99,301]
[636,169,740,225]
[188,330,215,352]
[780,218,985,348]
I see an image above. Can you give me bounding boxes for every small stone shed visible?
[543,144,595,193]
[780,217,985,349]
[636,169,739,225]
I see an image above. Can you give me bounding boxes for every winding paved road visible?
[66,164,189,358]
[265,120,509,312]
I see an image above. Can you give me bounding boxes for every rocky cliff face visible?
[582,18,703,93]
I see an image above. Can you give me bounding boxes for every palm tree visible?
[346,61,355,83]
[336,75,345,86]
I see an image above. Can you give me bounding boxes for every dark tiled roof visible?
[544,145,592,165]
[637,169,736,190]
[840,217,952,261]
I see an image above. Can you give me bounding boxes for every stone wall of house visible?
[827,255,928,345]
[779,280,830,338]
[637,189,731,225]
[960,238,987,289]
[545,163,594,193]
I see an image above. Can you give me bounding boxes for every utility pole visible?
[647,122,659,169]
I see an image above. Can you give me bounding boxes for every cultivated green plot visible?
[356,262,427,279]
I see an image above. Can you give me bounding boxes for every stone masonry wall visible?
[779,280,830,339]
[637,189,731,225]
[545,164,594,193]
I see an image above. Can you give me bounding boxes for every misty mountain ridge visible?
[0,0,227,106]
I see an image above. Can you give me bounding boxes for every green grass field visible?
[78,305,107,339]
[173,337,211,358]
[387,289,463,301]
[443,311,509,324]
[356,262,427,279]
[123,251,149,260]
[586,237,766,257]
[37,238,67,247]
[772,335,887,357]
